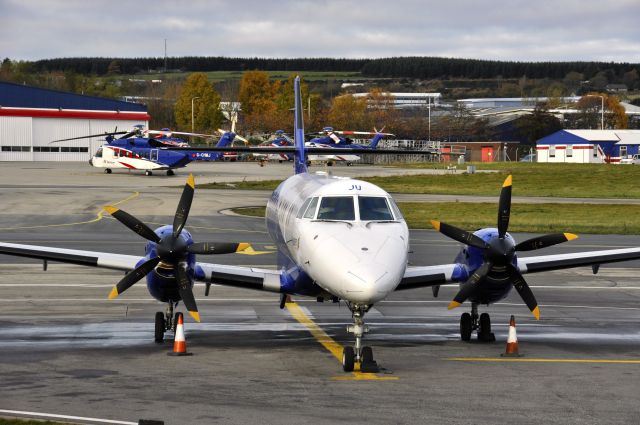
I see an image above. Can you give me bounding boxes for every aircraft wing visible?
[397,247,640,291]
[0,242,141,271]
[0,242,282,293]
[517,247,640,274]
[397,264,461,290]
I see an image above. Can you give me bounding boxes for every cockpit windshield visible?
[358,196,394,221]
[317,196,355,221]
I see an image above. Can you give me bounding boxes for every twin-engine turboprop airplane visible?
[4,78,640,372]
[53,126,241,176]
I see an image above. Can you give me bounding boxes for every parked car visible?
[620,154,640,165]
[520,153,536,162]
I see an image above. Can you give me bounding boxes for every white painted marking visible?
[0,409,137,425]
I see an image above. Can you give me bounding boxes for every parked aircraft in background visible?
[4,78,640,373]
[52,126,240,176]
[306,127,394,165]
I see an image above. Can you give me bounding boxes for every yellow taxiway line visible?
[285,301,398,381]
[447,358,640,364]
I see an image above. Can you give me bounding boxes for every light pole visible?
[191,96,200,134]
[585,94,604,130]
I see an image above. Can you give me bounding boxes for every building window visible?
[566,145,573,158]
[549,146,556,158]
[620,145,627,158]
[593,144,598,157]
[1,146,31,152]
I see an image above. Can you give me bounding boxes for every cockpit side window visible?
[388,198,404,220]
[95,147,103,158]
[297,198,313,219]
[317,196,355,220]
[302,197,319,219]
[359,196,394,221]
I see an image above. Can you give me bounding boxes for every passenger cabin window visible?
[317,196,355,220]
[302,197,319,219]
[359,196,394,221]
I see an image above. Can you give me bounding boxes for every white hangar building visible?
[0,81,150,161]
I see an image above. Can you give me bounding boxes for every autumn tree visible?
[514,105,563,148]
[327,94,368,130]
[239,70,278,116]
[174,73,223,135]
[575,92,628,129]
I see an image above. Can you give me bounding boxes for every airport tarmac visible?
[1,162,640,424]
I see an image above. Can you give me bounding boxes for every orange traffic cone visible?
[501,315,523,357]
[168,313,193,356]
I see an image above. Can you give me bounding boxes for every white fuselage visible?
[91,146,167,171]
[266,172,409,305]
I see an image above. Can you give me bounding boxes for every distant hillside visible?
[30,56,640,81]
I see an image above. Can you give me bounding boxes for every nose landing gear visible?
[342,303,379,373]
[154,302,179,343]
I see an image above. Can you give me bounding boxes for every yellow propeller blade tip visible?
[103,206,118,215]
[502,175,513,188]
[430,220,441,231]
[108,287,119,300]
[189,311,201,322]
[532,306,540,320]
[236,243,251,252]
[564,233,578,241]
[447,301,461,310]
[187,174,195,189]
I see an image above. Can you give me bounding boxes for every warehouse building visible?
[0,81,150,161]
[536,130,640,163]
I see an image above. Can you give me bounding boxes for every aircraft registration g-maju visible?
[3,77,640,372]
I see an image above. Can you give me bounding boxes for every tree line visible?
[22,56,640,81]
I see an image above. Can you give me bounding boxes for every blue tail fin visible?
[293,77,307,174]
[370,133,384,149]
[216,132,235,148]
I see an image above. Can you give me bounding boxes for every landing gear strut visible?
[342,303,379,373]
[154,303,178,343]
[459,303,495,342]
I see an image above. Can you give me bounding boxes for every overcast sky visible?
[1,0,639,63]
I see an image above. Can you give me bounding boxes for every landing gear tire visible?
[347,162,353,166]
[342,347,355,372]
[460,312,472,341]
[478,312,496,342]
[167,169,174,176]
[104,168,112,174]
[361,346,373,364]
[155,311,165,343]
[145,170,153,176]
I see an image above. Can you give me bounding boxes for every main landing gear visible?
[104,168,112,174]
[154,303,180,343]
[342,303,379,373]
[167,169,175,176]
[145,170,153,176]
[459,303,495,342]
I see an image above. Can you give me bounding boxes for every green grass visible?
[203,163,640,198]
[230,202,640,234]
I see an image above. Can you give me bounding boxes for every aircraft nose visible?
[308,230,407,304]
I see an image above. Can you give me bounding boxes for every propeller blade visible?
[108,257,160,299]
[175,264,200,322]
[509,265,540,320]
[515,233,578,252]
[173,174,195,238]
[51,131,128,143]
[431,220,488,249]
[448,261,492,309]
[187,242,251,255]
[103,206,161,243]
[497,175,512,238]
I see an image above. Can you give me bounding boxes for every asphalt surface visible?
[1,161,640,424]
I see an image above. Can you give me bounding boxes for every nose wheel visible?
[154,303,179,343]
[459,303,495,342]
[343,303,379,373]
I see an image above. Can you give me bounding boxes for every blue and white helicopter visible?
[306,127,394,165]
[52,126,243,176]
[4,77,640,373]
